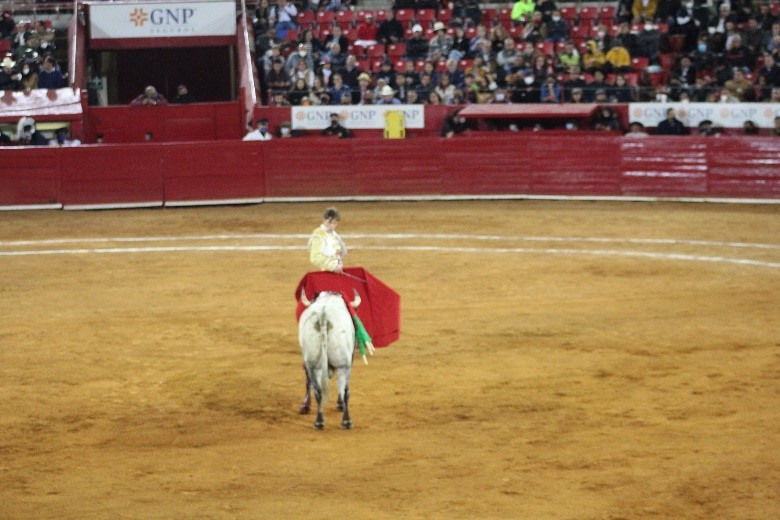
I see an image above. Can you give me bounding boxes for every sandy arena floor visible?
[0,201,778,519]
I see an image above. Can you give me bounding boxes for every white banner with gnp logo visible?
[89,1,236,39]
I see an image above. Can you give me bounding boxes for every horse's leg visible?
[338,367,352,429]
[299,363,311,414]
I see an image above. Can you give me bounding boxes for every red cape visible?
[295,267,400,347]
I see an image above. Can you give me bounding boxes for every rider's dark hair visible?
[323,207,340,221]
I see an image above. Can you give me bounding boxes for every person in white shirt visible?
[243,118,272,141]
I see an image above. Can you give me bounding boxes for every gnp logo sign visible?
[90,1,236,40]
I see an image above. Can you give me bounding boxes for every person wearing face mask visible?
[19,61,37,90]
[440,109,469,138]
[546,10,569,43]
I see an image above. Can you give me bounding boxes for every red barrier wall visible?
[85,102,242,143]
[1,135,778,208]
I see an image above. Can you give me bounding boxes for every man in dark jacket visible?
[656,108,687,135]
[322,113,353,138]
[376,10,404,45]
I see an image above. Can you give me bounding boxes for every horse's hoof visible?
[336,402,344,412]
[341,420,352,430]
[299,404,310,415]
[314,422,324,430]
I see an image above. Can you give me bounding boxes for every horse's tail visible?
[309,312,330,405]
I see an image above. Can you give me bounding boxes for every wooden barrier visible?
[1,135,778,208]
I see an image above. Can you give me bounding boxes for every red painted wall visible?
[1,135,778,208]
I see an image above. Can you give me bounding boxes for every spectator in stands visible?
[450,26,470,61]
[453,0,482,28]
[537,0,558,22]
[286,43,314,76]
[497,38,519,74]
[131,85,168,106]
[291,58,316,89]
[593,106,621,131]
[271,91,291,106]
[244,118,273,141]
[440,109,468,137]
[613,23,641,58]
[757,54,780,98]
[444,58,465,88]
[511,0,536,23]
[354,13,378,49]
[49,127,81,147]
[609,73,636,102]
[469,24,490,58]
[376,59,397,86]
[631,0,659,23]
[340,55,363,90]
[625,121,649,136]
[353,72,374,104]
[268,0,298,38]
[0,10,13,40]
[377,10,405,45]
[724,34,754,70]
[567,86,585,103]
[742,120,760,135]
[563,65,588,96]
[289,78,311,105]
[773,116,780,136]
[323,42,347,70]
[656,108,686,135]
[742,17,765,55]
[669,55,697,95]
[16,116,47,145]
[324,26,350,55]
[266,58,291,94]
[724,68,755,101]
[327,73,351,105]
[690,34,717,72]
[636,21,661,64]
[319,56,334,86]
[171,84,195,104]
[428,22,454,61]
[405,88,421,104]
[546,10,569,43]
[323,0,345,13]
[322,112,352,138]
[434,73,457,104]
[391,73,409,103]
[37,56,65,89]
[0,56,20,91]
[583,40,607,73]
[19,60,37,90]
[540,75,561,103]
[557,42,581,71]
[521,12,546,44]
[376,84,401,105]
[697,119,717,136]
[587,70,610,101]
[668,7,699,54]
[512,70,541,103]
[309,76,330,105]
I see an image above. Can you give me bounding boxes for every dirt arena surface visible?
[0,201,778,519]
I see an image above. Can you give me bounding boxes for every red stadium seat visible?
[371,59,384,72]
[367,44,386,58]
[284,29,299,41]
[481,8,497,25]
[498,8,512,21]
[571,25,591,43]
[631,56,649,71]
[316,11,335,28]
[437,8,453,24]
[335,10,354,28]
[599,6,616,25]
[415,59,426,72]
[659,53,676,71]
[560,7,577,24]
[387,43,406,60]
[508,25,523,39]
[395,9,415,27]
[374,10,387,22]
[297,11,314,27]
[536,41,554,56]
[579,6,598,22]
[417,9,436,25]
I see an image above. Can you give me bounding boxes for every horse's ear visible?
[350,289,361,309]
[300,288,311,307]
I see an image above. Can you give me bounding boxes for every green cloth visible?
[353,315,373,359]
[511,0,536,20]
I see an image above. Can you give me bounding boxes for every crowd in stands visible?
[253,0,780,108]
[0,10,66,91]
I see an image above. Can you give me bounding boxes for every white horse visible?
[298,290,360,430]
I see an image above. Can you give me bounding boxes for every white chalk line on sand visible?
[0,243,778,269]
[1,233,778,250]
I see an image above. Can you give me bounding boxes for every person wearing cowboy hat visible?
[427,21,454,61]
[353,71,374,104]
[375,84,400,105]
[0,56,21,91]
